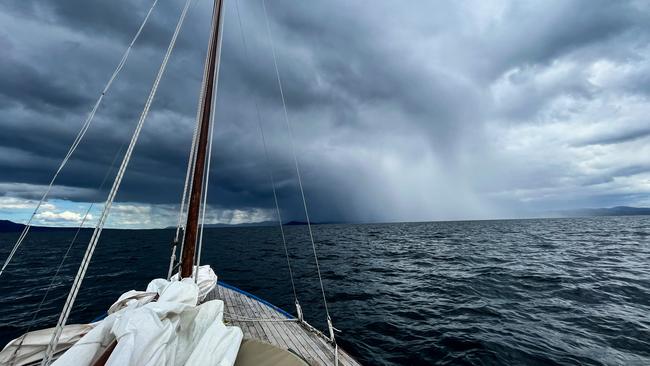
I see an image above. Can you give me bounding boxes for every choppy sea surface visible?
[1,216,649,365]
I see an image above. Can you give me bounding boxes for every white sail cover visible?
[0,265,242,366]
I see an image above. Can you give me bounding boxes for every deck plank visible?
[207,283,361,366]
[235,286,280,346]
[240,291,275,345]
[241,292,292,350]
[245,295,328,365]
[227,285,265,342]
[281,320,331,365]
[303,325,339,364]
[221,285,259,340]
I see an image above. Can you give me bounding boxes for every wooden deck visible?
[205,282,362,366]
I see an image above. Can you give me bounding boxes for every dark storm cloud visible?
[1,0,649,226]
[487,1,646,70]
[0,55,89,111]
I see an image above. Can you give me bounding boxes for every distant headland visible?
[548,206,650,218]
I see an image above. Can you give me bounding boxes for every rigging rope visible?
[234,0,299,309]
[195,0,225,282]
[170,0,219,280]
[173,0,212,249]
[9,142,126,366]
[41,0,193,363]
[168,45,205,280]
[173,106,200,244]
[0,0,160,279]
[261,0,334,332]
[224,313,299,323]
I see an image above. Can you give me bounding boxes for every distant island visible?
[549,206,650,218]
[191,221,276,228]
[1,206,648,232]
[0,219,88,233]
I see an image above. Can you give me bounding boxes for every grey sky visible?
[0,0,649,228]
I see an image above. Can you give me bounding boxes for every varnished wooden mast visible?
[181,0,223,278]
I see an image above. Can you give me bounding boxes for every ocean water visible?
[0,216,649,365]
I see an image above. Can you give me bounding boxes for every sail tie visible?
[0,0,161,279]
[41,0,193,364]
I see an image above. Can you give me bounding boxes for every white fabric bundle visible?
[0,265,241,366]
[0,324,95,365]
[170,264,218,302]
[55,265,241,366]
[108,264,218,315]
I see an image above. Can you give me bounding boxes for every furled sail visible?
[0,266,243,366]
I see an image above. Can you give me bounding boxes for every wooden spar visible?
[180,0,223,278]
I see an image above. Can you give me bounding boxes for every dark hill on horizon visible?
[550,206,650,218]
[0,219,88,233]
